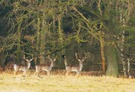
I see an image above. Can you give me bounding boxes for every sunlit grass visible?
[0,70,135,92]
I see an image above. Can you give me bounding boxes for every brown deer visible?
[34,55,57,77]
[63,53,86,76]
[13,55,33,76]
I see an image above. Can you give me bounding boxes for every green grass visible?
[0,71,135,92]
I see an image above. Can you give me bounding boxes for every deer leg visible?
[34,71,37,75]
[47,71,50,76]
[37,72,40,77]
[22,71,26,77]
[14,71,17,76]
[76,71,80,77]
[65,71,69,76]
[34,71,40,77]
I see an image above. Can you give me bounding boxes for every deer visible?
[62,52,86,76]
[34,55,57,77]
[13,55,33,77]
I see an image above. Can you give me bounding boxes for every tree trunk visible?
[35,17,41,65]
[99,31,106,72]
[105,45,119,77]
[121,31,127,77]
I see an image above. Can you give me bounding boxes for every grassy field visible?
[0,71,135,92]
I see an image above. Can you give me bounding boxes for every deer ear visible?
[54,56,57,61]
[25,59,29,62]
[30,58,34,62]
[82,57,86,62]
[53,58,56,62]
[48,55,52,61]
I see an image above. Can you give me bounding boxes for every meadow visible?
[0,70,135,92]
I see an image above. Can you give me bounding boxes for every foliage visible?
[0,0,135,75]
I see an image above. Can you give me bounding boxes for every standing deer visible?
[63,53,86,76]
[34,55,57,77]
[13,55,33,77]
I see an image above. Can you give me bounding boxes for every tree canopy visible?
[0,0,135,77]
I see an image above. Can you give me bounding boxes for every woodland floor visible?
[0,70,135,92]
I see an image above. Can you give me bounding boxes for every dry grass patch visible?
[0,71,135,92]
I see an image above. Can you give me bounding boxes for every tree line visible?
[0,0,135,77]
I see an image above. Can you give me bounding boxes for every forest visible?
[0,0,135,78]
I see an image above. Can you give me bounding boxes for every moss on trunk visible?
[105,45,119,77]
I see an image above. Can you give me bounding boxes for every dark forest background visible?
[0,0,135,77]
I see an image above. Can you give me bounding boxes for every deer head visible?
[75,52,86,62]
